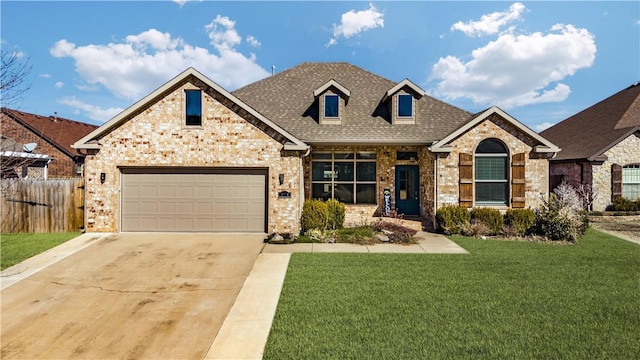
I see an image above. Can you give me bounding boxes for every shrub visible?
[301,199,328,232]
[503,208,535,236]
[435,205,470,235]
[460,222,490,238]
[554,181,582,211]
[470,208,503,235]
[533,194,587,242]
[326,199,346,230]
[612,197,640,211]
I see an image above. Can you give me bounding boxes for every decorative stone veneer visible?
[84,82,302,233]
[303,145,435,223]
[435,115,549,210]
[592,133,640,211]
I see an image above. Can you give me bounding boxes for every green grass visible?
[264,229,640,359]
[1,232,80,270]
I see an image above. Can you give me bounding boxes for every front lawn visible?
[264,229,640,359]
[1,232,80,270]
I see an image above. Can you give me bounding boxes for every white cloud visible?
[57,96,123,123]
[451,2,526,37]
[246,35,260,47]
[50,18,269,102]
[172,0,201,7]
[54,81,64,88]
[39,73,51,78]
[327,3,384,47]
[430,24,596,109]
[535,122,555,131]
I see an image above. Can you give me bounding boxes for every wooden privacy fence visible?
[1,178,84,233]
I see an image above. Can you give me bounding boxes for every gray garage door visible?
[121,169,266,232]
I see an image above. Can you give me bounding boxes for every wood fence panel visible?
[1,179,85,233]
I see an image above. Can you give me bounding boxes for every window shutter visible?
[612,164,622,202]
[511,153,526,208]
[459,153,473,208]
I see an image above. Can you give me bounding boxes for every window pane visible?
[397,151,418,161]
[398,94,413,117]
[623,166,640,183]
[476,157,507,180]
[356,184,376,204]
[356,152,376,160]
[325,95,339,117]
[623,184,640,200]
[312,183,332,201]
[185,90,202,126]
[334,153,354,160]
[476,183,508,204]
[312,153,332,160]
[312,162,333,181]
[476,139,507,154]
[334,162,354,181]
[334,184,354,203]
[356,162,376,181]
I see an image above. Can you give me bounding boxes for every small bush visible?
[326,199,346,230]
[470,208,503,235]
[436,205,470,235]
[533,194,587,242]
[461,222,490,238]
[504,208,535,236]
[301,199,328,232]
[612,197,640,211]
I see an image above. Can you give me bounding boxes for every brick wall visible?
[1,114,80,177]
[84,82,303,233]
[435,114,549,210]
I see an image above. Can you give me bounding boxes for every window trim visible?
[311,151,377,204]
[324,94,340,118]
[397,94,413,118]
[474,139,509,206]
[185,89,202,126]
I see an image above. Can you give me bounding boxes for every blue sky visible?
[2,1,639,132]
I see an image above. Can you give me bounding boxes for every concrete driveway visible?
[1,233,265,359]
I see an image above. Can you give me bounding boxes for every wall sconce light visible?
[278,173,285,185]
[100,173,106,184]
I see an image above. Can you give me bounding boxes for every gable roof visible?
[430,106,560,153]
[73,67,308,151]
[232,62,472,144]
[313,79,351,98]
[540,82,640,161]
[1,107,98,159]
[383,78,425,101]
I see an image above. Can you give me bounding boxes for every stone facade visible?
[84,82,302,233]
[435,115,549,210]
[592,133,640,211]
[0,114,81,177]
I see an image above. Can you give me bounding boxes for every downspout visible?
[433,154,438,227]
[44,159,50,180]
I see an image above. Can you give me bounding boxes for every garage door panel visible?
[122,171,266,232]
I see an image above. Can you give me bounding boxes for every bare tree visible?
[1,49,33,107]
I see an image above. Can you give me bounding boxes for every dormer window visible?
[398,94,413,117]
[185,90,202,126]
[324,94,339,118]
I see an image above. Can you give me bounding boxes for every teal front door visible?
[395,165,419,215]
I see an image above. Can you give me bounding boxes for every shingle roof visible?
[2,108,99,158]
[540,83,640,161]
[232,62,472,144]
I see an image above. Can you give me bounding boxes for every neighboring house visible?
[0,136,53,179]
[541,83,640,211]
[73,63,559,234]
[1,108,99,178]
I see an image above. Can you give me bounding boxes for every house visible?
[1,135,53,179]
[540,83,640,211]
[1,108,99,178]
[73,63,559,234]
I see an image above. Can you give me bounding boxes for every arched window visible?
[623,164,640,200]
[475,139,509,205]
